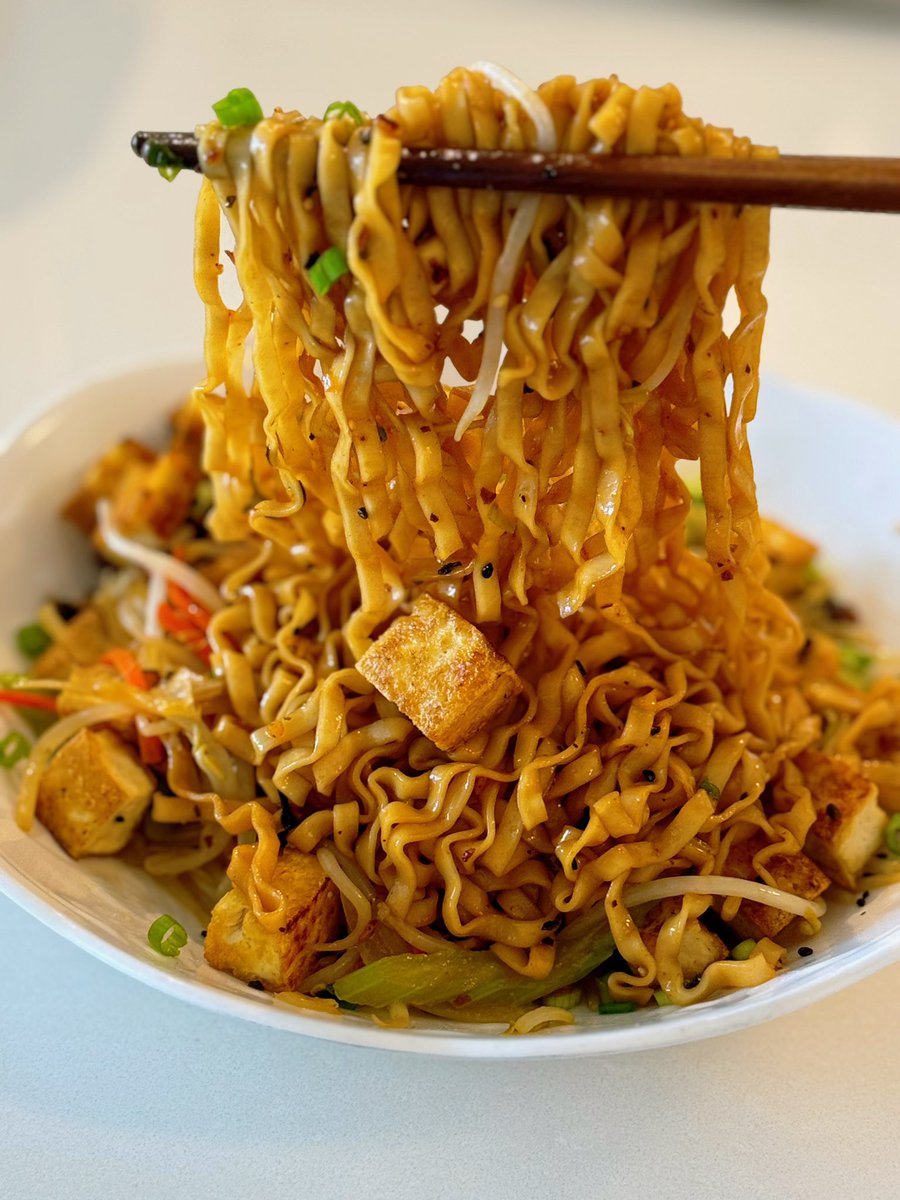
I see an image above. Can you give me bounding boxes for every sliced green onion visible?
[653,988,672,1007]
[212,87,263,128]
[597,1001,637,1015]
[307,246,350,296]
[886,813,900,858]
[0,673,27,689]
[731,938,757,961]
[320,985,359,1011]
[838,641,874,688]
[323,100,364,125]
[147,914,188,958]
[0,730,29,768]
[541,985,581,1011]
[699,778,721,801]
[157,165,181,183]
[143,142,182,169]
[15,622,51,658]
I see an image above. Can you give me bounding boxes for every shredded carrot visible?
[159,581,212,664]
[138,731,166,766]
[100,648,150,690]
[0,689,57,712]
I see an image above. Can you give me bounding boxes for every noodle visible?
[13,67,900,1030]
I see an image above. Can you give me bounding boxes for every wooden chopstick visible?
[131,131,900,213]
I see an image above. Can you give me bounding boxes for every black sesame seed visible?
[113,815,125,823]
[575,659,586,677]
[825,803,840,821]
[377,424,387,442]
[248,980,266,990]
[481,562,494,579]
[650,725,661,736]
[642,769,656,783]
[797,946,814,957]
[437,561,461,575]
[357,506,368,519]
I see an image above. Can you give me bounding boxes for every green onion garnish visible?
[323,100,364,126]
[0,730,29,768]
[147,914,188,958]
[157,165,181,183]
[15,623,51,659]
[731,938,757,961]
[699,778,721,800]
[838,641,874,688]
[597,1000,637,1015]
[886,813,900,858]
[653,988,672,1006]
[212,87,264,128]
[307,246,350,296]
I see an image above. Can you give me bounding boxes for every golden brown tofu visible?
[799,751,888,889]
[639,901,728,982]
[32,609,111,681]
[109,450,201,541]
[62,439,156,532]
[356,595,522,752]
[204,849,341,991]
[721,832,832,941]
[36,728,155,858]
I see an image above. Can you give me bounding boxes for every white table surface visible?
[2,2,899,1196]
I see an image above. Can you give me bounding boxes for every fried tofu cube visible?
[356,595,522,751]
[36,727,155,858]
[799,750,888,889]
[639,901,728,982]
[109,450,201,541]
[62,439,156,532]
[32,608,111,680]
[721,832,832,941]
[204,849,341,991]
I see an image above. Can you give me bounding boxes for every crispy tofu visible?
[32,608,111,680]
[639,900,728,981]
[721,832,831,941]
[356,595,522,751]
[799,750,888,889]
[62,439,156,532]
[109,450,201,541]
[204,849,341,991]
[36,727,155,858]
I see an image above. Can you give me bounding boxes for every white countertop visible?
[2,2,899,1196]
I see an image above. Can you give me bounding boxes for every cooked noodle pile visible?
[15,68,900,1025]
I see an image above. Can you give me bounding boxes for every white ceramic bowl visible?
[0,362,898,1058]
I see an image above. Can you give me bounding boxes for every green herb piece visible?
[653,988,672,1006]
[15,623,51,659]
[307,246,350,296]
[838,641,874,688]
[699,778,721,801]
[597,1001,637,1015]
[147,914,188,958]
[0,730,29,768]
[157,165,181,182]
[886,813,900,858]
[334,900,624,1012]
[323,100,364,125]
[212,87,263,128]
[731,938,757,961]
